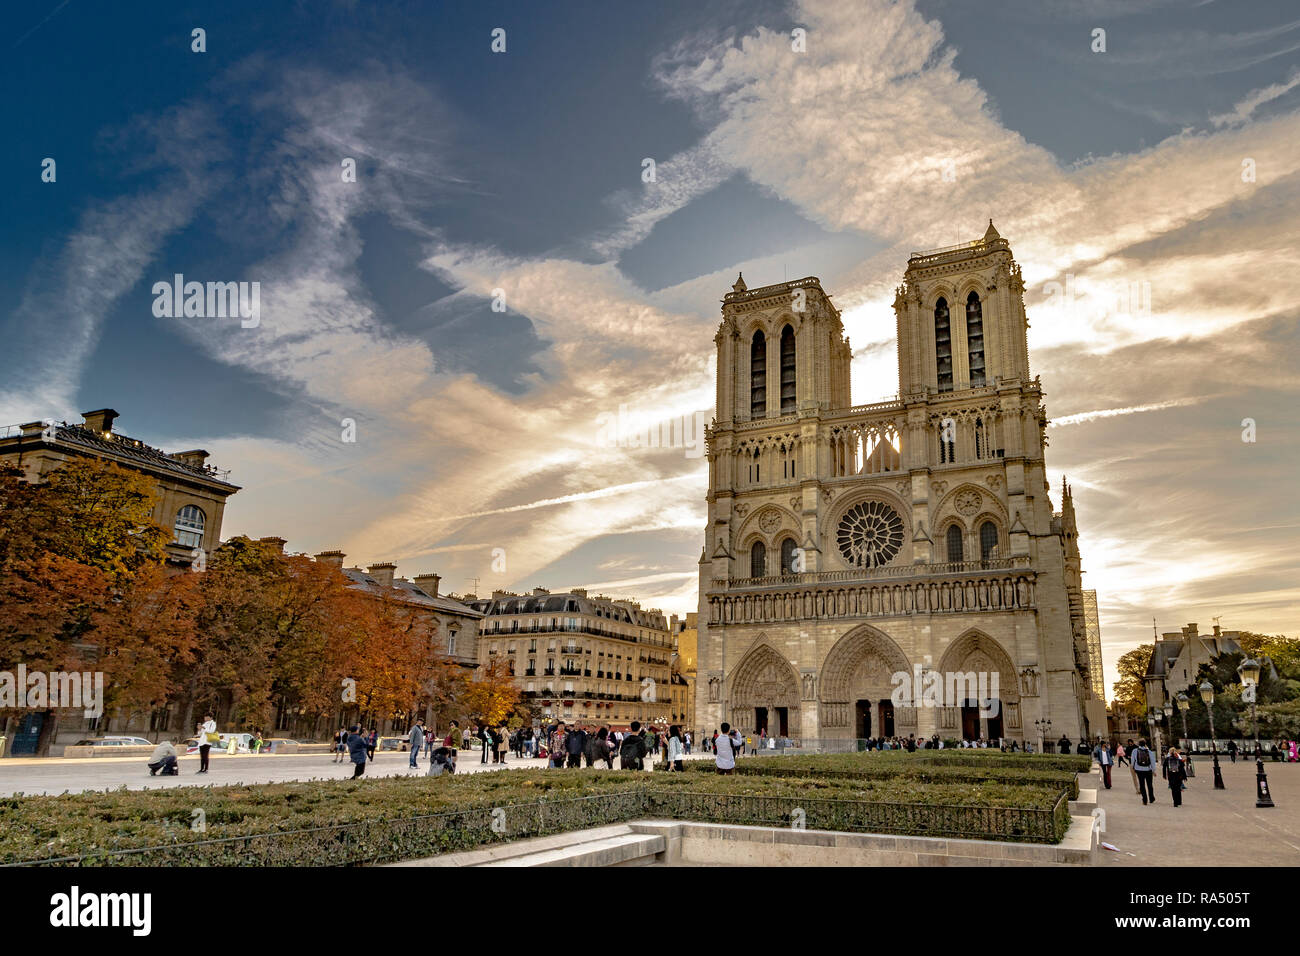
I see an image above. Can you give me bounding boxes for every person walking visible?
[479,725,491,764]
[195,714,216,774]
[408,719,425,769]
[1115,741,1128,767]
[1227,739,1238,763]
[346,724,368,779]
[366,728,378,761]
[332,726,347,763]
[1132,738,1156,805]
[667,725,685,772]
[566,724,586,768]
[1163,746,1188,806]
[1057,734,1071,756]
[1095,739,1114,789]
[714,722,738,775]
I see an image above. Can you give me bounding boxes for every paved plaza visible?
[1089,758,1300,866]
[0,749,709,796]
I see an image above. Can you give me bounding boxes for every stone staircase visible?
[389,824,666,867]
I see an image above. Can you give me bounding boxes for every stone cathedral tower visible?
[697,223,1101,746]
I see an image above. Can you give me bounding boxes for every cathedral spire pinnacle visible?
[983,219,1000,242]
[732,272,747,293]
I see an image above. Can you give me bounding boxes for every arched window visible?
[946,524,964,563]
[175,504,206,548]
[750,331,767,418]
[779,325,796,414]
[750,541,767,578]
[935,298,953,392]
[980,521,999,561]
[966,291,985,388]
[780,537,799,575]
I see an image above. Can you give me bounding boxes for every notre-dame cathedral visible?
[696,223,1106,745]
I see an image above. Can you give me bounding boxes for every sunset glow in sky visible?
[4,0,1299,700]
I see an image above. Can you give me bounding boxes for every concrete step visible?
[1069,787,1097,814]
[478,832,665,867]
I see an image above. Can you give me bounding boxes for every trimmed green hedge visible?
[686,753,1082,798]
[0,768,1072,866]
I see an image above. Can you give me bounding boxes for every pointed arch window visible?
[750,330,767,418]
[946,524,964,563]
[779,537,799,576]
[935,298,953,392]
[966,291,985,387]
[980,521,999,561]
[750,541,767,578]
[779,325,796,414]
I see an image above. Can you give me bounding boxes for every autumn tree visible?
[1111,644,1153,715]
[0,460,172,753]
[457,657,521,727]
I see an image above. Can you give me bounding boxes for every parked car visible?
[183,732,253,755]
[377,736,410,752]
[72,736,154,747]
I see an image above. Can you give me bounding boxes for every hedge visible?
[686,753,1082,798]
[840,750,1093,773]
[0,767,1073,866]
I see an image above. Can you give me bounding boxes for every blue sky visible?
[4,0,1300,698]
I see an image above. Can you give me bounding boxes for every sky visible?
[3,0,1299,701]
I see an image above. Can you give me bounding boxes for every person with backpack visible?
[620,720,648,770]
[1162,746,1188,806]
[714,722,738,775]
[1132,738,1156,804]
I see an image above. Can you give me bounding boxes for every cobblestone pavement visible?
[1091,757,1300,866]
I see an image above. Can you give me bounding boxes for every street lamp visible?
[1146,713,1160,757]
[1196,686,1216,790]
[1237,658,1274,808]
[1033,717,1052,754]
[1175,693,1194,777]
[1200,681,1225,790]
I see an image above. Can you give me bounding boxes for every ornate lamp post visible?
[1174,693,1194,777]
[1146,714,1160,757]
[1034,717,1051,754]
[1200,681,1225,790]
[1237,658,1274,808]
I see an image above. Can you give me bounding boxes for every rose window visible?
[836,501,904,568]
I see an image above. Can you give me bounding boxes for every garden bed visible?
[0,767,1073,866]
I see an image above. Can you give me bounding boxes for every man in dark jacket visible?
[1162,746,1188,806]
[346,725,368,779]
[566,725,587,768]
[620,721,648,770]
[1132,739,1157,804]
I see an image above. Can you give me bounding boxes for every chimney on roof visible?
[1213,624,1221,637]
[173,449,210,469]
[258,536,287,553]
[368,562,397,588]
[315,550,346,568]
[413,573,441,598]
[81,409,119,436]
[1184,623,1198,639]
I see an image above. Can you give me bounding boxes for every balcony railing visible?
[718,557,1023,591]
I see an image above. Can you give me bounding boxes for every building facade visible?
[464,588,673,730]
[1143,622,1245,713]
[696,224,1095,745]
[0,408,239,569]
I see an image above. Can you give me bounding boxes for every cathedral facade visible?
[695,223,1103,745]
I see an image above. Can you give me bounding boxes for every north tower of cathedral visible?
[697,223,1105,745]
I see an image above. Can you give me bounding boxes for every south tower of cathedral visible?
[697,223,1105,745]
